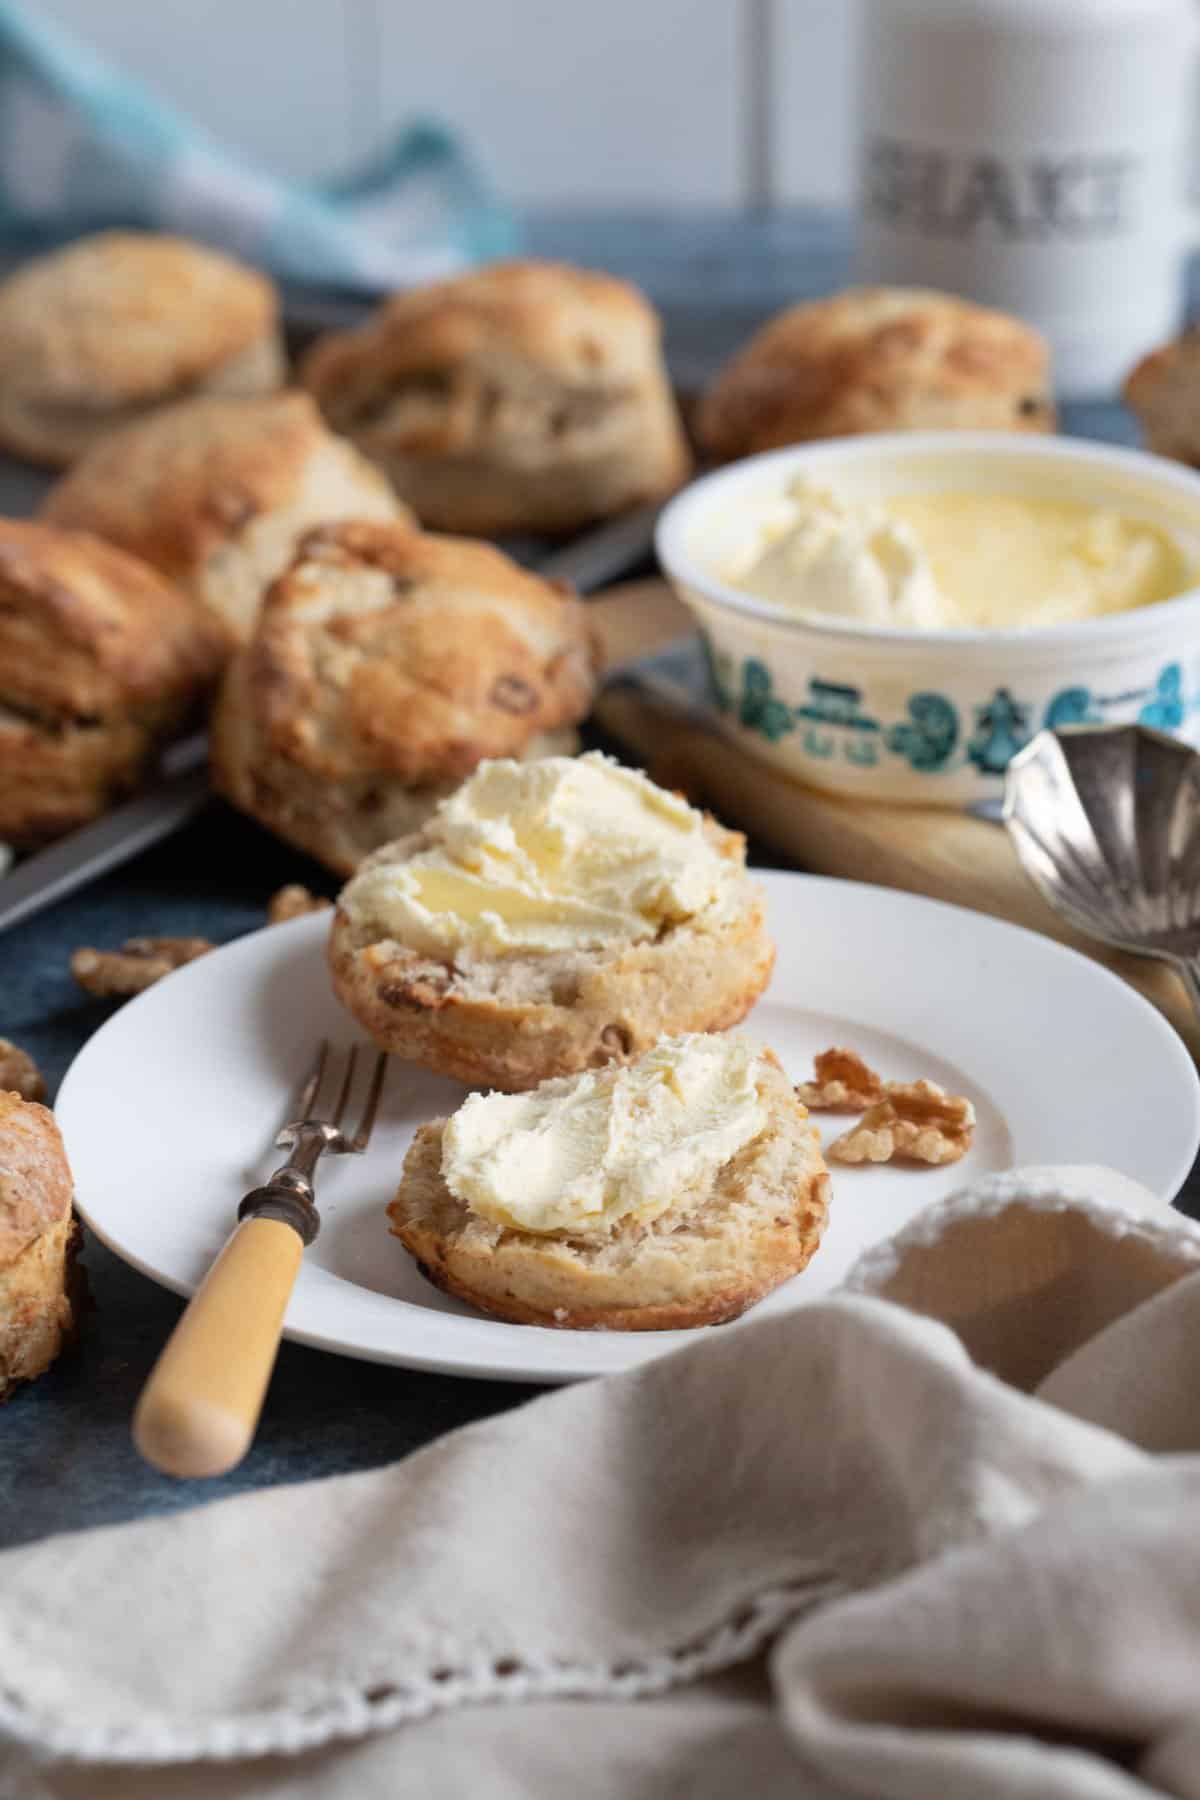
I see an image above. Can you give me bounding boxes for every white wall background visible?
[36,0,858,208]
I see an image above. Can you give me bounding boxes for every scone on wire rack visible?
[299,259,692,537]
[212,519,597,876]
[0,231,284,468]
[40,391,406,647]
[388,1033,829,1330]
[697,286,1055,462]
[328,751,775,1091]
[0,519,224,846]
[1,1091,84,1398]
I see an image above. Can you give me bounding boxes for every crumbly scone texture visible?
[696,285,1055,461]
[1123,329,1200,464]
[387,1052,830,1330]
[300,259,692,535]
[211,519,597,872]
[328,817,775,1090]
[0,1092,81,1398]
[40,392,407,644]
[0,519,224,845]
[0,231,284,466]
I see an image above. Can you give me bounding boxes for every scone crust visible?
[300,258,692,535]
[0,1093,82,1397]
[1123,331,1200,463]
[328,818,775,1090]
[697,286,1055,460]
[0,520,224,844]
[211,519,597,871]
[387,1054,830,1329]
[41,392,403,593]
[0,232,283,465]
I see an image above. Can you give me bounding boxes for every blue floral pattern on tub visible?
[1139,663,1184,731]
[967,689,1032,775]
[738,659,794,741]
[887,693,959,771]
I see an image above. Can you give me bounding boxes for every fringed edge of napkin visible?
[0,1574,846,1766]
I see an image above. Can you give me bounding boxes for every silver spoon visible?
[1004,723,1200,1020]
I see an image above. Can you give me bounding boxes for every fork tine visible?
[297,1040,329,1122]
[330,1045,358,1129]
[348,1052,388,1152]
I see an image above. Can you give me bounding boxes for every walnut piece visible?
[71,937,212,998]
[267,885,332,925]
[0,1038,44,1102]
[827,1079,975,1167]
[797,1047,885,1113]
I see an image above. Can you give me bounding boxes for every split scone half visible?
[1,1091,83,1397]
[329,752,775,1090]
[389,1032,830,1329]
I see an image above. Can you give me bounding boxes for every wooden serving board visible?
[588,579,1200,1059]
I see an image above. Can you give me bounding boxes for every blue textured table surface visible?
[0,210,1192,1551]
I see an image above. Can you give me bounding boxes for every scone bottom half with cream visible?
[388,1032,829,1330]
[328,752,775,1091]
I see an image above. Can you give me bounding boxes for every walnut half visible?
[0,1038,44,1102]
[827,1080,975,1168]
[796,1047,885,1113]
[71,937,212,998]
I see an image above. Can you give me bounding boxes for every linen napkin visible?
[0,0,513,288]
[4,1165,1200,1799]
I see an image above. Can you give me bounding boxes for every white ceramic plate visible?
[56,873,1200,1384]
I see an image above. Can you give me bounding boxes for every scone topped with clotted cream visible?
[329,753,774,1090]
[388,1031,829,1329]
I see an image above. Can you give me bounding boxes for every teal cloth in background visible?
[0,0,516,287]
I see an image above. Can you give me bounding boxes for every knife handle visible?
[132,1217,303,1479]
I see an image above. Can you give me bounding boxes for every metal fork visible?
[133,1042,387,1480]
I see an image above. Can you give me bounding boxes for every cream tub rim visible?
[654,431,1200,655]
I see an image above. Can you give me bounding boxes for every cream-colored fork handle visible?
[133,1217,303,1479]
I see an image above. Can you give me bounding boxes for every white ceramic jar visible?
[853,0,1198,395]
[655,433,1200,809]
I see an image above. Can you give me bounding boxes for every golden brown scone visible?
[388,1047,829,1330]
[0,1091,83,1398]
[0,520,224,846]
[300,259,692,535]
[697,286,1055,461]
[328,754,775,1091]
[211,520,597,875]
[1123,329,1200,463]
[0,231,284,467]
[40,391,407,646]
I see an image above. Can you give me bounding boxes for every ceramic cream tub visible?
[654,432,1200,807]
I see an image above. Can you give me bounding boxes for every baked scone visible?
[0,231,284,467]
[300,259,692,536]
[329,751,775,1090]
[0,520,224,846]
[1,1091,83,1398]
[212,519,597,874]
[1124,330,1200,463]
[389,1033,829,1329]
[697,286,1055,461]
[40,392,407,646]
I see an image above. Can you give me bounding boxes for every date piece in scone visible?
[212,520,597,876]
[0,231,285,468]
[697,286,1054,462]
[389,1033,829,1330]
[0,519,225,847]
[41,392,407,647]
[300,259,692,537]
[329,752,775,1090]
[1,1092,83,1398]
